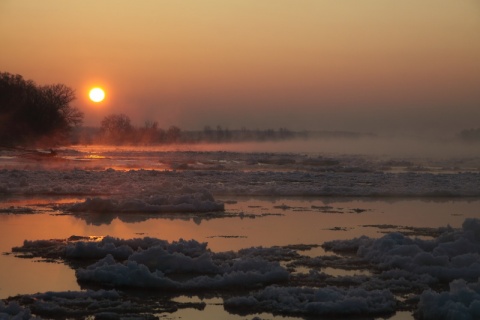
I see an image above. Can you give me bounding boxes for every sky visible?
[1,0,479,136]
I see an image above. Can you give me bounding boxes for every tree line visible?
[89,114,183,144]
[459,128,480,142]
[1,72,304,147]
[73,113,304,145]
[6,71,476,147]
[0,72,83,146]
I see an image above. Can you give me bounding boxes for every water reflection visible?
[69,210,255,226]
[1,196,480,320]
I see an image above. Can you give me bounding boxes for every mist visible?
[80,97,480,140]
[159,136,480,160]
[71,122,480,161]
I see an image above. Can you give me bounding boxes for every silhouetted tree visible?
[144,120,158,130]
[0,72,83,146]
[166,126,181,143]
[203,125,213,140]
[459,128,480,142]
[138,120,160,144]
[100,114,133,143]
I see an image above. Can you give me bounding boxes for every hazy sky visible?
[1,0,479,135]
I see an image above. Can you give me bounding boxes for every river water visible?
[1,142,479,319]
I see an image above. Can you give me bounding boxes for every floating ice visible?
[67,191,224,213]
[128,246,221,274]
[321,219,480,283]
[225,285,396,316]
[0,300,37,320]
[13,236,206,262]
[1,162,480,198]
[4,289,204,319]
[9,219,480,318]
[13,235,289,291]
[76,254,289,290]
[416,279,480,320]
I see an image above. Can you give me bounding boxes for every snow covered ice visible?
[5,218,480,319]
[1,165,480,198]
[224,286,396,317]
[1,148,480,198]
[66,192,224,214]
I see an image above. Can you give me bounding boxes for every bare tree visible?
[166,126,181,143]
[0,72,83,146]
[100,114,133,143]
[138,120,160,144]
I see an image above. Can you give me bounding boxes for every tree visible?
[138,120,160,144]
[166,126,181,143]
[0,72,83,146]
[100,114,133,143]
[459,128,480,142]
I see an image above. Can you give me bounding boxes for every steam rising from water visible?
[147,136,480,159]
[274,137,478,158]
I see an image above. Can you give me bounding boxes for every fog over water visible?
[181,136,480,159]
[67,126,480,159]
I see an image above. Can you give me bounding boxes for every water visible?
[1,143,480,319]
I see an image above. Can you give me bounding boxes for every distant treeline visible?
[72,114,373,145]
[0,70,377,148]
[459,128,480,142]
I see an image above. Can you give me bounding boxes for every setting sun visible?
[89,87,105,103]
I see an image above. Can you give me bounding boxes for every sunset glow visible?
[2,1,479,134]
[88,87,105,103]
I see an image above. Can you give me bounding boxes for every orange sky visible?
[1,0,479,134]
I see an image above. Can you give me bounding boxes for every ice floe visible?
[0,300,38,320]
[1,165,480,198]
[6,215,480,319]
[76,254,289,290]
[66,191,224,213]
[224,285,396,317]
[416,279,480,320]
[3,289,205,319]
[324,219,480,283]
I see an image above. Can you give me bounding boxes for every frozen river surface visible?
[1,144,480,319]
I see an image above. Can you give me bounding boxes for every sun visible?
[89,87,105,103]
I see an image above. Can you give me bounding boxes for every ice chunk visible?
[128,246,220,274]
[4,289,204,319]
[68,192,224,213]
[66,240,134,260]
[76,254,289,290]
[225,286,396,316]
[416,279,480,320]
[328,220,480,283]
[0,300,37,320]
